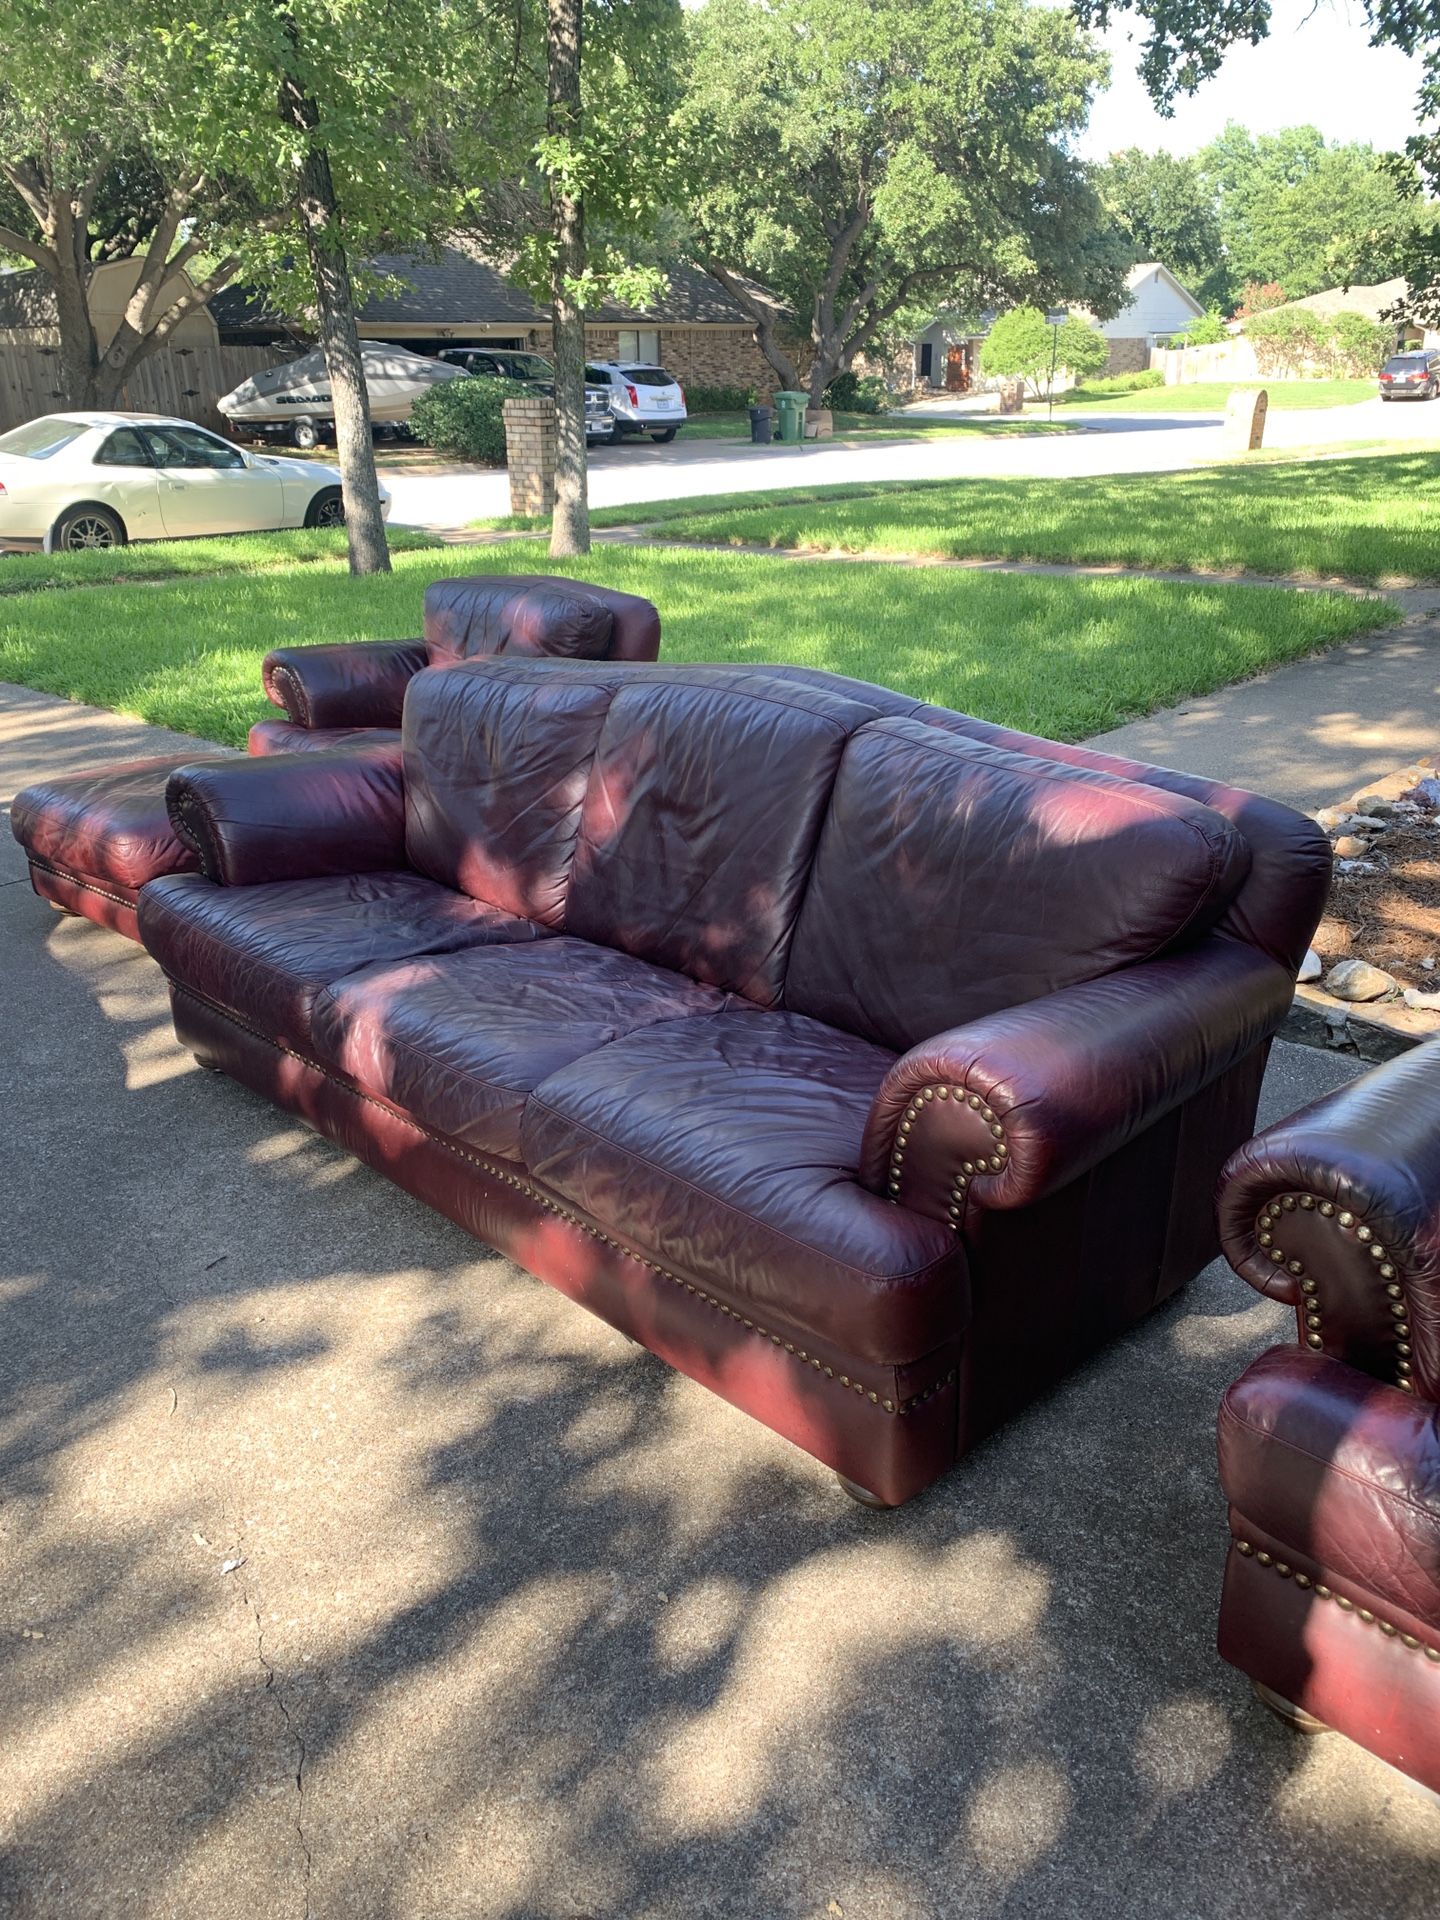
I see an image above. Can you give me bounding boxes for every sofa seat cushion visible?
[139,869,545,1051]
[247,720,403,757]
[521,1009,966,1365]
[310,938,729,1161]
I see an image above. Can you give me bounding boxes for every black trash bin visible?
[749,404,774,444]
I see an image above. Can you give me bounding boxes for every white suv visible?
[585,362,687,442]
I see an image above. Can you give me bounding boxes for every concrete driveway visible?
[5,685,1439,1919]
[381,395,1440,531]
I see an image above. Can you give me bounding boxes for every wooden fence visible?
[0,340,278,435]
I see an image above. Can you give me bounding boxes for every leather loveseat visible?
[10,574,661,938]
[138,657,1330,1505]
[1215,1039,1440,1793]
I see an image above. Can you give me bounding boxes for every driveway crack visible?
[236,1538,313,1919]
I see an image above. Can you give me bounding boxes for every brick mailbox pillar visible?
[502,395,558,516]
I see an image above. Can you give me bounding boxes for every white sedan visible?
[0,411,389,553]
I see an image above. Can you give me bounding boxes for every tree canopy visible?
[1097,147,1222,292]
[681,0,1131,404]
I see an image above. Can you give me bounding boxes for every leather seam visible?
[170,983,954,1417]
[26,856,137,910]
[1220,1401,1440,1533]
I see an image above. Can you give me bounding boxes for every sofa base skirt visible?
[28,857,142,941]
[171,984,962,1506]
[1217,1526,1440,1794]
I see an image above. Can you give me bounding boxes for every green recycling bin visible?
[774,390,809,445]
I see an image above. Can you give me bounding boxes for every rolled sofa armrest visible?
[1217,1038,1440,1400]
[166,746,406,887]
[261,639,427,729]
[859,935,1295,1222]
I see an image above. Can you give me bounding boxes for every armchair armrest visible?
[262,639,427,729]
[166,746,406,887]
[859,936,1294,1222]
[1218,1038,1440,1400]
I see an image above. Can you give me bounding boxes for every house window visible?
[617,328,660,362]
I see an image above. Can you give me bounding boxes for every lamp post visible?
[1045,308,1068,422]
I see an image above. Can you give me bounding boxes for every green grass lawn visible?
[0,525,440,596]
[587,450,1440,583]
[1060,378,1375,414]
[0,536,1394,749]
[678,408,1072,444]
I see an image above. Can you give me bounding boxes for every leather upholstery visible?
[167,747,407,888]
[1215,1046,1440,1794]
[139,870,544,1048]
[262,639,427,729]
[119,657,1325,1500]
[786,719,1250,1051]
[311,938,726,1161]
[12,754,209,891]
[248,720,404,756]
[522,1006,965,1363]
[859,936,1295,1221]
[565,671,879,1004]
[423,575,660,665]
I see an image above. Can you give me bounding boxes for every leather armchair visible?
[248,574,663,755]
[1215,1038,1440,1793]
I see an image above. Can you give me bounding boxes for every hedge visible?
[410,376,531,464]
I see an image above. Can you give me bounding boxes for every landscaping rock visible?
[1325,958,1397,1003]
[1414,777,1440,808]
[1345,814,1390,833]
[1403,987,1440,1011]
[1354,795,1391,817]
[1331,835,1370,859]
[1297,948,1323,983]
[1314,806,1350,832]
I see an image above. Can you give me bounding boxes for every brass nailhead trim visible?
[1254,1195,1415,1390]
[173,985,950,1421]
[26,855,138,912]
[889,1081,1009,1232]
[1235,1540,1440,1660]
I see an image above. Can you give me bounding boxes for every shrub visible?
[823,370,889,412]
[1328,311,1393,376]
[1181,306,1229,346]
[1245,307,1329,374]
[685,382,758,413]
[1236,280,1286,318]
[1055,316,1108,382]
[409,375,530,464]
[1075,369,1165,392]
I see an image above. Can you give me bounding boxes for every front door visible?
[946,345,969,392]
[919,342,934,382]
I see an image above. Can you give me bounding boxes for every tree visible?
[0,4,257,410]
[1197,123,1419,302]
[1181,306,1228,344]
[682,0,1131,408]
[981,306,1107,395]
[544,0,590,558]
[1074,0,1440,313]
[1096,146,1223,295]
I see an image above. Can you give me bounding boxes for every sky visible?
[1080,0,1431,158]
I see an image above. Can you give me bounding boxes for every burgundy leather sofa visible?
[10,575,661,939]
[1216,1039,1440,1794]
[137,656,1329,1504]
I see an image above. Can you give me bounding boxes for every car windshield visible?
[621,366,677,388]
[0,417,89,459]
[493,352,552,379]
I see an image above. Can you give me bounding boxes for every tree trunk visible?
[282,71,391,576]
[49,207,103,410]
[547,0,589,558]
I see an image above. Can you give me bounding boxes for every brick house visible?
[214,244,793,398]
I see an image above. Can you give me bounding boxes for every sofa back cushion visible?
[563,670,876,1005]
[785,719,1251,1051]
[423,576,616,665]
[403,660,615,925]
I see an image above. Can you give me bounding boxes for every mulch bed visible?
[1309,761,1440,1002]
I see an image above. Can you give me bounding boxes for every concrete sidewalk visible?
[3,688,1437,1920]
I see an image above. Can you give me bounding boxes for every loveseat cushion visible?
[13,754,208,892]
[785,719,1251,1052]
[424,576,614,664]
[521,1008,965,1364]
[248,720,404,757]
[310,938,728,1161]
[563,670,879,1005]
[138,870,545,1051]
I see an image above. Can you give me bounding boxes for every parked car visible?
[437,347,614,442]
[585,362,687,442]
[1379,350,1440,400]
[0,412,387,552]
